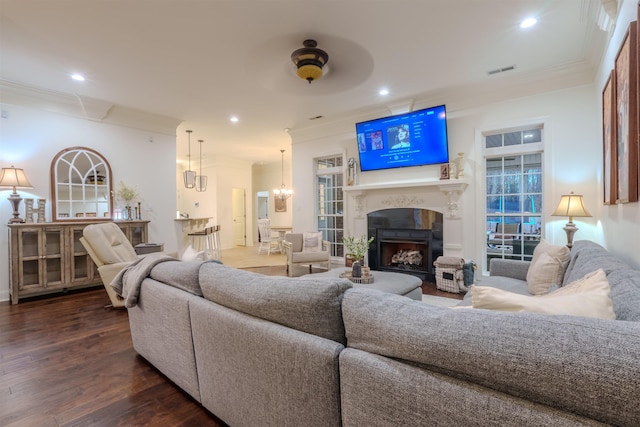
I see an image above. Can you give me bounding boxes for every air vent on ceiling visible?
[487,65,517,75]
[309,115,324,120]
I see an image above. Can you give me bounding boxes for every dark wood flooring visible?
[0,266,463,426]
[0,287,227,427]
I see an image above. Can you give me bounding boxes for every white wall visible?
[251,160,293,243]
[0,103,178,302]
[591,0,640,268]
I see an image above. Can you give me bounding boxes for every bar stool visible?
[188,225,221,260]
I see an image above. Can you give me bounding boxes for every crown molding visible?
[0,79,181,136]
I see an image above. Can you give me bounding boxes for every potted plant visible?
[114,181,139,220]
[342,234,375,267]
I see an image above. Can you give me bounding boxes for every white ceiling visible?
[0,0,614,164]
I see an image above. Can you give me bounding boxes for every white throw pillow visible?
[302,232,323,252]
[526,239,571,295]
[471,269,615,320]
[181,244,205,261]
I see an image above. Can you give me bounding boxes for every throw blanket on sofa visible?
[110,253,176,308]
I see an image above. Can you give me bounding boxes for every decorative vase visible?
[351,261,362,278]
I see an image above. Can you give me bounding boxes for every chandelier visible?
[273,149,292,200]
[290,39,329,84]
[183,130,196,189]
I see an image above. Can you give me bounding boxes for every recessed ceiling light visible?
[379,88,389,96]
[71,73,85,81]
[230,116,239,123]
[520,17,537,28]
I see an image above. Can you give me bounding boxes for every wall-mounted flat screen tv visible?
[356,104,449,171]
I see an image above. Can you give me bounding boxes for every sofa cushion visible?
[285,233,304,252]
[564,240,640,321]
[470,269,615,320]
[606,268,640,321]
[148,259,223,296]
[342,287,640,426]
[292,251,329,263]
[198,263,352,344]
[303,232,323,252]
[458,275,530,307]
[562,240,628,284]
[526,239,570,294]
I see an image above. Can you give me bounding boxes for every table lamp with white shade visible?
[0,165,33,223]
[551,192,592,248]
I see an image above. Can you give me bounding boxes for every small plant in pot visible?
[114,181,139,220]
[342,234,375,267]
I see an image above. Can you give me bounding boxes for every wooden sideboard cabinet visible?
[8,220,149,304]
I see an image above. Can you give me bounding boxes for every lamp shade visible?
[551,192,591,219]
[0,166,33,191]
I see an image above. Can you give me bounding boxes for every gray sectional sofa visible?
[121,240,640,426]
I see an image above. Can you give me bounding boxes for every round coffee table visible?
[310,268,423,301]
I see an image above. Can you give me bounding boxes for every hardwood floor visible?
[0,288,227,427]
[1,264,463,426]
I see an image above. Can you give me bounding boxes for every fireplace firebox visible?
[368,208,443,282]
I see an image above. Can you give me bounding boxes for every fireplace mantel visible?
[344,178,468,257]
[343,178,468,194]
[344,178,468,218]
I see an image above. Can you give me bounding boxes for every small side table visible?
[135,243,164,255]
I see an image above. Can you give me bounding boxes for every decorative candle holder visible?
[455,152,465,179]
[25,199,35,223]
[36,199,47,223]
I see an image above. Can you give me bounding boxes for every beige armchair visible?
[80,222,143,308]
[282,233,331,277]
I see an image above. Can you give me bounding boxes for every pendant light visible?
[195,139,208,192]
[183,130,196,189]
[273,149,292,200]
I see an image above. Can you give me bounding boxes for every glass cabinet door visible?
[70,226,97,283]
[17,227,64,290]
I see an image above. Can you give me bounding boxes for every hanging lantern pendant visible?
[183,130,196,189]
[195,139,208,192]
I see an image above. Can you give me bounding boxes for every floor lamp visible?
[551,192,591,248]
[0,166,34,224]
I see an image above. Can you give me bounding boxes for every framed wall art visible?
[614,20,638,203]
[603,70,617,204]
[439,163,450,180]
[275,197,287,212]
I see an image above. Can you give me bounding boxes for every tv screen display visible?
[356,105,449,171]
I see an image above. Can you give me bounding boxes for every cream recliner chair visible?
[80,222,142,308]
[282,233,331,277]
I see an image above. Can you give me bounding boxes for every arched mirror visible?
[50,147,113,221]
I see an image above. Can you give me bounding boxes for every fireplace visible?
[368,208,443,282]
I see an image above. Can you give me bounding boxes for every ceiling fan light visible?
[291,39,329,83]
[296,64,324,83]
